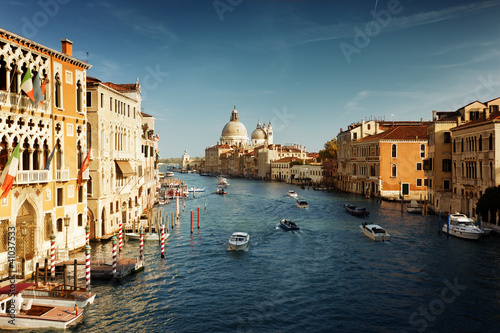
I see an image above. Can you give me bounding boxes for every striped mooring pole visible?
[118,221,123,252]
[161,223,165,259]
[50,232,56,279]
[112,236,117,275]
[85,243,91,291]
[140,226,144,262]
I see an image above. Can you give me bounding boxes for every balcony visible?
[0,91,50,113]
[15,170,49,185]
[56,169,70,182]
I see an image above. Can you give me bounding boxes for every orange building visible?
[0,28,90,278]
[352,125,429,200]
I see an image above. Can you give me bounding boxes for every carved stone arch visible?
[15,199,37,260]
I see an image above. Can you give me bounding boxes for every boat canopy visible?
[0,283,35,294]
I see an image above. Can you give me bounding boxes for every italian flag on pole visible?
[20,69,35,102]
[0,143,21,200]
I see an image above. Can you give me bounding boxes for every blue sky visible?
[2,0,500,158]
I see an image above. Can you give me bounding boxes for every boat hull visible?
[442,226,482,240]
[280,220,299,231]
[228,233,250,251]
[126,233,169,241]
[360,224,391,241]
[0,306,84,330]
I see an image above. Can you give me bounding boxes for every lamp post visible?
[64,214,70,259]
[21,221,27,261]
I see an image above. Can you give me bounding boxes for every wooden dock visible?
[91,258,144,280]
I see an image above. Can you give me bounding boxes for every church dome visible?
[251,127,266,140]
[220,106,248,146]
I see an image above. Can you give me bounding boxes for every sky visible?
[2,0,500,158]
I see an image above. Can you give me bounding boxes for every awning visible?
[115,161,135,177]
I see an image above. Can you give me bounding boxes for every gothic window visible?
[55,74,61,108]
[76,81,83,112]
[0,56,7,91]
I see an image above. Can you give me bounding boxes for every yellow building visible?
[0,29,91,278]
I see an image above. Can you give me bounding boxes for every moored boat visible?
[344,203,369,216]
[22,283,96,308]
[187,187,205,192]
[360,223,391,241]
[228,232,250,251]
[126,232,169,241]
[442,213,484,240]
[407,200,423,214]
[0,283,84,330]
[280,219,300,231]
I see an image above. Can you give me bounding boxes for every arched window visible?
[391,144,397,158]
[391,164,397,177]
[461,138,464,152]
[54,74,61,108]
[76,81,83,112]
[489,133,493,150]
[87,176,92,196]
[479,135,482,151]
[87,123,92,149]
[0,56,7,91]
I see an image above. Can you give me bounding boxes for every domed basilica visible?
[219,106,273,148]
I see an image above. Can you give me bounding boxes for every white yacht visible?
[360,223,391,242]
[228,232,250,251]
[443,213,484,240]
[287,190,298,197]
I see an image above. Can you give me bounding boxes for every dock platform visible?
[91,258,144,280]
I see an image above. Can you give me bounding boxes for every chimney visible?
[432,110,437,121]
[61,39,73,57]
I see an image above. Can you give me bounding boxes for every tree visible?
[318,138,337,161]
[476,186,500,221]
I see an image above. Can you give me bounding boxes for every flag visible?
[33,72,43,104]
[20,69,35,102]
[77,147,92,189]
[0,143,21,200]
[44,144,57,170]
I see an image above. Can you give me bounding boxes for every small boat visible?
[22,283,96,308]
[296,200,309,209]
[280,219,300,231]
[158,198,167,205]
[187,187,205,192]
[215,189,227,195]
[0,283,85,330]
[360,223,391,241]
[228,232,250,251]
[217,177,229,188]
[344,203,369,216]
[287,190,298,197]
[165,171,175,177]
[166,189,188,198]
[126,232,169,241]
[407,200,423,214]
[442,213,484,240]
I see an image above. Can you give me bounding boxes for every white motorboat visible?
[296,200,309,209]
[22,283,96,308]
[165,171,175,177]
[360,223,391,242]
[126,232,170,241]
[187,187,205,192]
[407,200,423,214]
[0,283,84,330]
[287,190,298,197]
[228,232,250,251]
[443,213,484,240]
[217,177,229,188]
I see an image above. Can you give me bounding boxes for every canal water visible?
[74,172,500,332]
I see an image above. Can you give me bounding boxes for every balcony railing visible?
[15,170,50,185]
[0,90,50,113]
[56,169,70,182]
